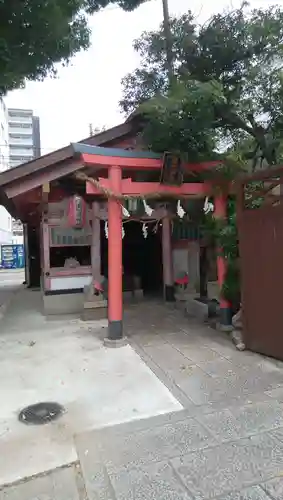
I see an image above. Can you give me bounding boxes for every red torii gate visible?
[73,143,230,343]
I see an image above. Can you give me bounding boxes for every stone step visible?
[83,299,107,310]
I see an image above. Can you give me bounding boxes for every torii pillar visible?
[105,165,124,345]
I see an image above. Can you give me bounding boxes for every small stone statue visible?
[231,306,245,351]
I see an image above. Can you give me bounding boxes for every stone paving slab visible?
[76,401,283,499]
[76,417,283,499]
[171,431,283,499]
[261,476,283,498]
[143,343,197,374]
[76,413,217,474]
[72,299,283,500]
[265,386,283,402]
[110,461,193,500]
[196,400,283,442]
[176,360,282,406]
[0,466,80,500]
[215,486,271,499]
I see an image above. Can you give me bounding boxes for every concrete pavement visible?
[0,269,24,319]
[1,298,283,498]
[0,290,181,487]
[0,269,25,288]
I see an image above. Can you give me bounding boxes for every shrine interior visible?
[49,246,91,268]
[100,220,163,296]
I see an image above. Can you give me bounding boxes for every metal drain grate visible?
[18,402,65,425]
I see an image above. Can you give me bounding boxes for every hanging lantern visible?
[68,195,86,228]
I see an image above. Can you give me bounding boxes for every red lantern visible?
[68,195,86,228]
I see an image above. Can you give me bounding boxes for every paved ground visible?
[1,289,283,498]
[0,269,24,308]
[0,289,181,486]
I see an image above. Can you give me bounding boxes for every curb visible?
[0,285,24,322]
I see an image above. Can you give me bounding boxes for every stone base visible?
[185,297,208,322]
[217,322,233,333]
[123,291,133,301]
[81,307,107,321]
[164,285,175,302]
[134,289,144,299]
[81,298,107,321]
[43,292,84,315]
[123,289,144,301]
[231,329,246,350]
[219,307,233,328]
[84,299,107,309]
[103,337,128,348]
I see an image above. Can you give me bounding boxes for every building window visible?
[9,122,32,129]
[10,156,34,162]
[9,134,31,140]
[9,110,32,117]
[10,144,33,150]
[50,227,91,246]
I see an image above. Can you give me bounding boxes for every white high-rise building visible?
[0,97,13,246]
[0,97,9,172]
[0,105,42,250]
[7,108,41,246]
[8,108,41,168]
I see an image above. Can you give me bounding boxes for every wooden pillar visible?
[91,202,101,280]
[42,221,50,291]
[23,223,30,286]
[107,166,123,341]
[162,215,175,301]
[42,183,50,291]
[26,224,41,288]
[214,194,231,326]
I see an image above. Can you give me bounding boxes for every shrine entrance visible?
[101,220,163,296]
[123,221,163,296]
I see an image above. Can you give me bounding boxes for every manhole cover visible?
[18,402,65,425]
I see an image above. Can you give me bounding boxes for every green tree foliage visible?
[0,0,147,95]
[120,3,283,169]
[121,3,283,306]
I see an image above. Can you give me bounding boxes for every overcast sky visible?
[5,0,274,154]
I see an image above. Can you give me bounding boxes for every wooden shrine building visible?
[0,121,230,343]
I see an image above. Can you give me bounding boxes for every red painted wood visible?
[91,202,101,280]
[45,277,51,291]
[82,153,220,172]
[86,178,211,196]
[108,166,123,323]
[42,221,50,291]
[82,153,162,169]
